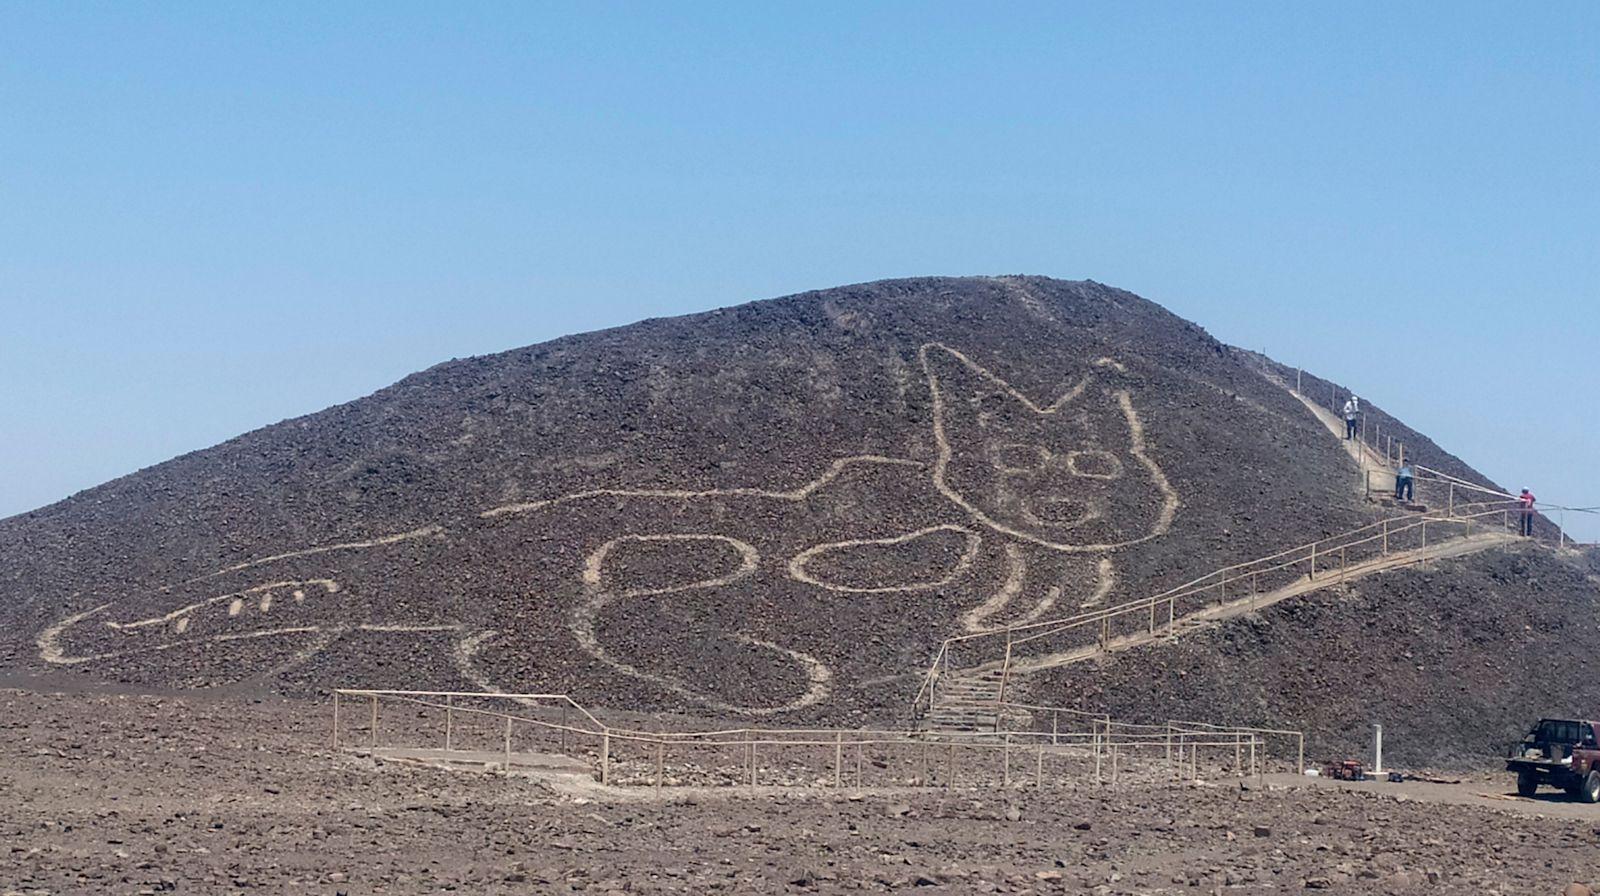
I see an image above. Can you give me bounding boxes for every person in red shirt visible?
[1518,489,1536,537]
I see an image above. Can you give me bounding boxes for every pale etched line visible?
[786,525,980,593]
[1118,390,1181,541]
[960,545,1027,633]
[1065,450,1125,480]
[195,527,443,581]
[480,456,922,519]
[993,276,1057,323]
[452,629,506,696]
[40,615,329,665]
[38,603,110,664]
[105,580,339,631]
[1085,557,1117,608]
[582,533,761,596]
[571,535,829,715]
[921,337,1179,552]
[919,342,1090,416]
[41,579,345,667]
[1040,557,1115,615]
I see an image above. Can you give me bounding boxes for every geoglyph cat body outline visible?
[39,343,1177,714]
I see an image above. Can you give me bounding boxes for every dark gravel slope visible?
[3,274,1581,746]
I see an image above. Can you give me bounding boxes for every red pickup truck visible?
[1506,718,1600,801]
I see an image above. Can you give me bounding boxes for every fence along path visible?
[1290,378,1592,544]
[330,688,1289,790]
[913,505,1530,729]
[917,373,1598,730]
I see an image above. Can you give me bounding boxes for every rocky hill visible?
[1,276,1591,759]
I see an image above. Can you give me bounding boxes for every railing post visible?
[331,691,340,749]
[1448,483,1454,516]
[503,715,512,766]
[655,740,665,790]
[998,634,1014,703]
[1309,543,1316,580]
[369,695,378,748]
[1382,518,1388,555]
[600,731,611,785]
[1002,733,1011,786]
[1051,711,1059,745]
[1167,596,1176,638]
[444,695,453,751]
[1340,546,1346,582]
[1035,741,1044,788]
[1298,734,1305,775]
[834,733,843,787]
[749,741,758,787]
[1421,519,1427,547]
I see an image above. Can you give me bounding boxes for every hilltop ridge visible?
[1,276,1590,761]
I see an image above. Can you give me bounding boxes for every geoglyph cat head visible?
[919,343,1178,552]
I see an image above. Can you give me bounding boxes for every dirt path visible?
[1270,772,1600,822]
[1005,530,1518,675]
[1289,388,1395,486]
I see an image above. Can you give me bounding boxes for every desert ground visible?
[3,686,1597,895]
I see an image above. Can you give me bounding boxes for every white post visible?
[1373,723,1384,774]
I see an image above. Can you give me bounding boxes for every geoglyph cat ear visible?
[919,342,1092,417]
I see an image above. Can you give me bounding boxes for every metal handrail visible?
[333,688,1294,788]
[912,504,1527,719]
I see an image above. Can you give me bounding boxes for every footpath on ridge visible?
[917,381,1537,735]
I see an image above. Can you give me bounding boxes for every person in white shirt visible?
[1342,396,1359,440]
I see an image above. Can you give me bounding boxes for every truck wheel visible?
[1517,771,1539,797]
[1582,771,1600,804]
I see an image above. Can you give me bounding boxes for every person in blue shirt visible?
[1394,463,1414,502]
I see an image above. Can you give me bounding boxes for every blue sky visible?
[2,2,1595,539]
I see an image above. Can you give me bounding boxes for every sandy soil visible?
[3,687,1598,895]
